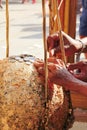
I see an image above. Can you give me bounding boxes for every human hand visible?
[67,60,87,82]
[34,58,73,86]
[47,31,82,57]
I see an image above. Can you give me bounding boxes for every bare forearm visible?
[65,76,87,96]
[51,67,87,96]
[51,69,87,96]
[63,32,87,53]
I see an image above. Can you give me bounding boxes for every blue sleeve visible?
[82,0,87,9]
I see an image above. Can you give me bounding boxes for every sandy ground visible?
[0,1,87,129]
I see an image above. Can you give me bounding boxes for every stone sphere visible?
[0,55,74,130]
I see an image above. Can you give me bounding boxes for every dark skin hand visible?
[34,57,72,86]
[67,60,87,82]
[47,31,84,57]
[34,32,87,96]
[47,31,87,82]
[34,58,87,96]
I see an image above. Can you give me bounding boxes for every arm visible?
[60,73,87,96]
[34,58,87,96]
[47,31,87,57]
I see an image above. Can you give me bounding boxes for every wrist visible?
[75,39,85,54]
